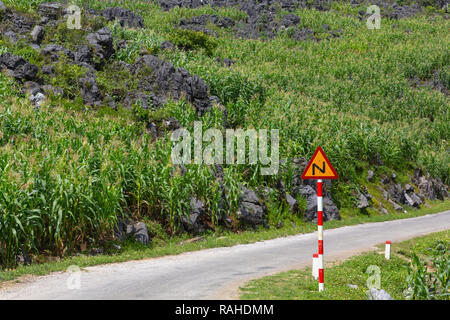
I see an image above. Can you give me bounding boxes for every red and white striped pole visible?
[317,179,324,291]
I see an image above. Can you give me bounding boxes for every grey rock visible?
[388,183,405,204]
[0,53,38,81]
[291,28,315,41]
[216,16,235,28]
[223,58,235,67]
[87,27,114,62]
[4,31,18,43]
[296,185,340,222]
[240,186,260,204]
[4,10,34,34]
[133,55,212,114]
[130,222,149,245]
[40,16,49,24]
[41,44,74,61]
[160,40,175,51]
[38,2,62,20]
[23,81,42,96]
[379,174,390,185]
[413,169,448,201]
[16,250,32,266]
[29,92,46,107]
[404,184,415,193]
[101,7,144,28]
[114,220,149,245]
[280,14,301,27]
[79,74,103,106]
[0,52,25,70]
[404,192,421,208]
[41,65,54,75]
[410,193,422,206]
[181,197,208,234]
[237,186,266,228]
[31,25,45,44]
[296,185,316,198]
[388,199,403,212]
[74,45,94,66]
[357,193,370,209]
[147,121,158,136]
[367,170,374,181]
[404,193,415,207]
[367,288,394,300]
[322,197,341,221]
[114,219,128,241]
[415,175,433,199]
[238,202,266,227]
[161,1,337,41]
[163,117,181,130]
[14,62,38,81]
[209,95,221,106]
[217,57,235,67]
[179,14,234,34]
[285,193,298,213]
[0,1,6,12]
[104,94,116,109]
[387,3,423,20]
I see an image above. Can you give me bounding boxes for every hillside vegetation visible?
[0,0,448,269]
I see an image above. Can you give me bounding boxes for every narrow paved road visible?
[1,211,449,300]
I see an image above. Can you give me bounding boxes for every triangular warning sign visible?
[301,146,338,179]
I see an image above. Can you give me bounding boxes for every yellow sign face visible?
[301,146,338,179]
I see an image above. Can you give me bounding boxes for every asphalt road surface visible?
[1,210,449,300]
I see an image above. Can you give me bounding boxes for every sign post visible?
[302,146,338,292]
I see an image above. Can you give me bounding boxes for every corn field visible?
[0,0,449,268]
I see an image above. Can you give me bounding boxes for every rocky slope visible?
[0,2,215,115]
[0,1,448,267]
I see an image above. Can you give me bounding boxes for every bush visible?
[44,56,86,99]
[169,29,217,55]
[110,20,165,63]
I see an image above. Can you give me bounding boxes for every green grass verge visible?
[1,199,449,285]
[239,229,449,300]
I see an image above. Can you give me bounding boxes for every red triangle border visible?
[301,146,339,180]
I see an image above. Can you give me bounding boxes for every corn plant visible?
[406,241,450,300]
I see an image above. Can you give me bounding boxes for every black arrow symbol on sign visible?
[312,162,326,175]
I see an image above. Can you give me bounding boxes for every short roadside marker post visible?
[312,253,319,279]
[385,241,391,260]
[302,146,338,292]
